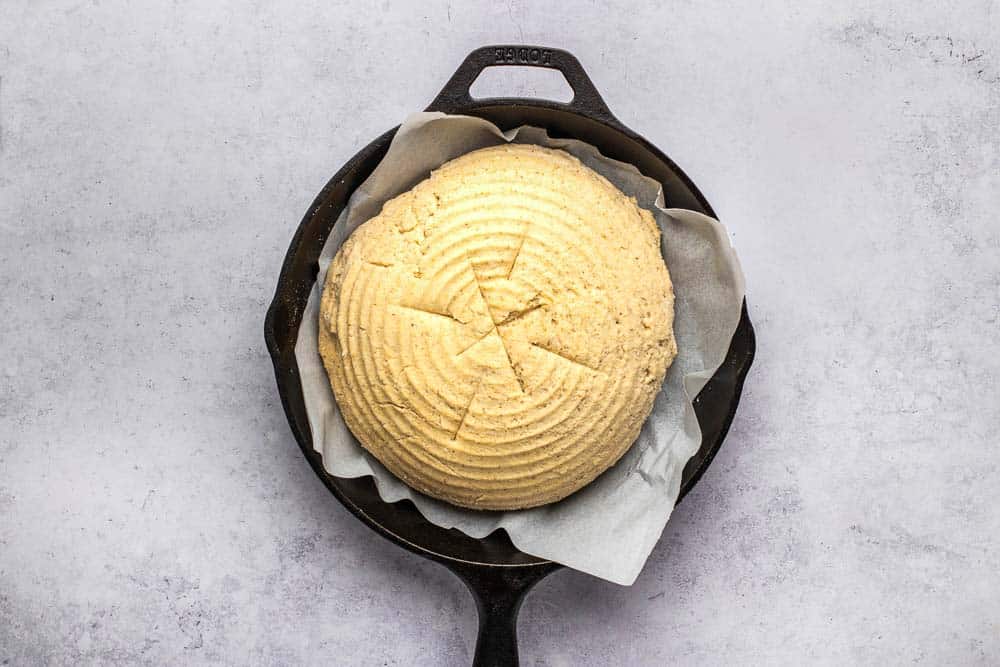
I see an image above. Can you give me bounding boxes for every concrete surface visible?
[1,1,998,665]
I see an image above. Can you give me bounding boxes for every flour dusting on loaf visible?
[319,144,676,510]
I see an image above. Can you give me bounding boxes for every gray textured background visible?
[1,1,998,665]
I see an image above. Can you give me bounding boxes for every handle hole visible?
[469,66,574,103]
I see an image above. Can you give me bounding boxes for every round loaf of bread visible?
[318,144,676,510]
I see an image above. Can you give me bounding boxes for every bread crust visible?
[319,144,676,510]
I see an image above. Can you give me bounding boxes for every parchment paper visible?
[294,112,745,585]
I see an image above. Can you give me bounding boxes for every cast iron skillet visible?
[264,45,755,667]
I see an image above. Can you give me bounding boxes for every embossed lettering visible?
[493,47,552,65]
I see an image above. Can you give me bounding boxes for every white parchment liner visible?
[294,113,745,585]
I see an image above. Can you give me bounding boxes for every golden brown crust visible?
[318,144,676,510]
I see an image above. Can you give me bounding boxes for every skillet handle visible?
[447,561,560,667]
[426,45,619,126]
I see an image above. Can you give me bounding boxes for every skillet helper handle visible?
[448,562,559,667]
[427,45,619,126]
